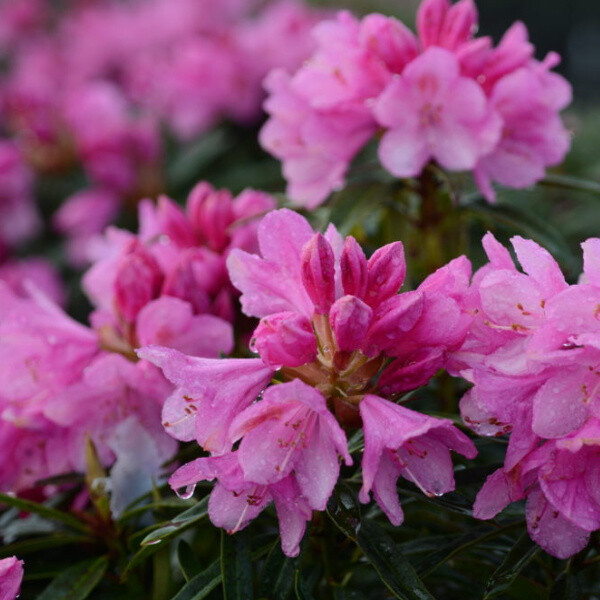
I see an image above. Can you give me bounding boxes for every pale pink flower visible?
[375,47,502,178]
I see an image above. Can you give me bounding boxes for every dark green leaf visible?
[483,533,540,598]
[294,570,316,600]
[0,492,89,533]
[326,484,361,541]
[124,497,209,575]
[0,534,92,558]
[356,520,436,600]
[221,529,253,600]
[171,560,221,600]
[540,173,600,197]
[257,541,296,600]
[36,556,109,600]
[178,540,203,582]
[549,570,581,600]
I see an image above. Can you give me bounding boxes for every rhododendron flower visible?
[83,182,273,357]
[260,0,571,206]
[375,47,501,177]
[0,556,23,600]
[453,233,600,557]
[142,209,476,555]
[0,140,40,256]
[0,258,65,305]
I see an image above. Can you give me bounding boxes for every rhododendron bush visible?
[2,0,600,598]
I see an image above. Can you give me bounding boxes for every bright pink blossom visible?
[144,209,475,555]
[455,233,600,557]
[260,0,571,206]
[375,47,501,177]
[0,556,23,600]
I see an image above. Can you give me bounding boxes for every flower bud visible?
[301,233,336,314]
[443,0,477,50]
[365,242,406,306]
[329,295,373,352]
[251,312,317,368]
[417,0,449,48]
[359,14,418,73]
[364,291,423,356]
[340,236,368,298]
[114,242,163,322]
[156,196,196,247]
[187,181,235,252]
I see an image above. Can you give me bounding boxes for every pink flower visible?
[0,258,65,306]
[473,57,572,201]
[230,379,352,510]
[455,233,600,557]
[359,394,475,525]
[138,346,274,453]
[260,1,571,206]
[0,556,23,600]
[83,182,270,358]
[0,141,40,252]
[375,47,501,177]
[169,453,312,557]
[145,208,476,554]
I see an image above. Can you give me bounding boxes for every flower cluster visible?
[0,0,322,263]
[141,209,476,556]
[0,182,269,514]
[453,233,600,558]
[0,556,23,600]
[260,0,571,207]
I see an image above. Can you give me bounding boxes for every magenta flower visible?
[359,395,475,525]
[144,209,475,555]
[169,453,312,557]
[454,233,600,557]
[260,0,571,206]
[0,556,23,600]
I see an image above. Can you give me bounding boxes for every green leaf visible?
[0,534,92,558]
[221,529,253,600]
[36,556,109,600]
[178,540,203,582]
[124,497,209,575]
[0,492,89,534]
[170,560,221,600]
[294,570,316,600]
[167,128,231,190]
[326,484,361,541]
[356,520,436,600]
[549,570,581,600]
[483,533,540,598]
[415,521,523,578]
[257,541,296,600]
[540,173,600,197]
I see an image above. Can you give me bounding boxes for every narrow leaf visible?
[123,497,209,575]
[257,542,296,600]
[178,540,203,582]
[483,533,540,599]
[0,492,89,533]
[356,520,436,600]
[0,534,91,558]
[326,484,361,541]
[549,570,581,600]
[36,556,109,600]
[540,173,600,197]
[170,561,221,600]
[221,529,253,600]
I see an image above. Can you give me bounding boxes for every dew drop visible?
[176,484,196,500]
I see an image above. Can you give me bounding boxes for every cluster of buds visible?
[142,209,476,556]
